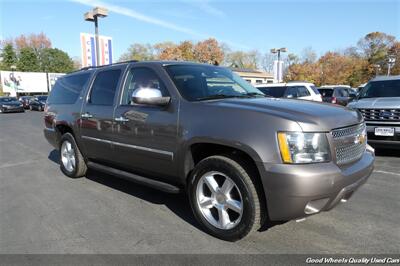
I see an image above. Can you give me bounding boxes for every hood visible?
[207,98,363,131]
[348,97,400,109]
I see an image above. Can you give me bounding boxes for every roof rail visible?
[79,60,139,71]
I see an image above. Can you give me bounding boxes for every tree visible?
[193,38,224,65]
[301,47,317,63]
[40,48,74,73]
[14,32,51,55]
[0,43,17,70]
[225,50,261,69]
[159,46,183,60]
[119,43,154,62]
[178,41,195,61]
[17,47,40,72]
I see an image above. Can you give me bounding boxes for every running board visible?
[87,162,181,194]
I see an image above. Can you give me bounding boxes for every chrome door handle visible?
[114,116,129,122]
[81,113,93,118]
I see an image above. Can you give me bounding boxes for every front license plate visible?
[375,127,395,136]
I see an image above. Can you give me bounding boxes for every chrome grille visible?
[331,123,366,165]
[359,109,400,121]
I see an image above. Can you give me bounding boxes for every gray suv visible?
[44,61,374,241]
[348,76,400,148]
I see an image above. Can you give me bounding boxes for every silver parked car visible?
[348,75,400,148]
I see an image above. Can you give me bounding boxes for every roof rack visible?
[79,60,139,71]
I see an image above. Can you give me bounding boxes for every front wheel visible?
[59,133,87,178]
[188,155,263,241]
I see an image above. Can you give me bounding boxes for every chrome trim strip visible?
[44,127,56,132]
[81,136,173,159]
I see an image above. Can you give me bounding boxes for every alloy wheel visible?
[196,171,243,230]
[61,141,76,172]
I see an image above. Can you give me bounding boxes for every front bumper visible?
[257,149,374,221]
[366,123,400,148]
[1,106,24,112]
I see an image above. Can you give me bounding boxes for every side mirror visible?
[132,88,170,106]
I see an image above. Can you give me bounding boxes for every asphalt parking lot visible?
[0,111,399,254]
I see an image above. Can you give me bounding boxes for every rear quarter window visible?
[48,73,92,104]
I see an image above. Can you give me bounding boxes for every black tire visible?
[59,133,87,178]
[188,155,263,241]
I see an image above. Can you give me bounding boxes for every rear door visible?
[79,66,125,163]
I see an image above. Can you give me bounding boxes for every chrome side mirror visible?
[132,88,170,106]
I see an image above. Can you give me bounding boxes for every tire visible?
[29,105,33,111]
[59,133,87,178]
[38,105,42,111]
[188,155,263,241]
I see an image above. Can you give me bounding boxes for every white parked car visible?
[255,82,322,102]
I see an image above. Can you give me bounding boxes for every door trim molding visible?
[81,135,174,159]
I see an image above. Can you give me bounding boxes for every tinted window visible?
[0,97,17,102]
[285,86,299,98]
[319,89,333,97]
[297,86,310,97]
[90,69,122,105]
[48,73,91,104]
[37,96,48,101]
[257,86,285,97]
[359,80,400,98]
[121,67,168,105]
[165,65,262,101]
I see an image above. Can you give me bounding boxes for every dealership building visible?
[232,68,274,85]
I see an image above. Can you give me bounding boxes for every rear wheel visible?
[188,155,263,241]
[59,133,87,178]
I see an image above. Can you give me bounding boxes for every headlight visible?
[277,132,330,163]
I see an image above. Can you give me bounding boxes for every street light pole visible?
[387,56,396,76]
[84,7,108,67]
[94,15,100,67]
[270,47,287,82]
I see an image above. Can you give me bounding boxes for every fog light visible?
[304,198,330,214]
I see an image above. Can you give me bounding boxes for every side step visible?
[87,162,181,194]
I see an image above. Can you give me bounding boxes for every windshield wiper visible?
[245,92,269,98]
[197,94,245,101]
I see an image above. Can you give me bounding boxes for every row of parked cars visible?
[255,82,358,106]
[0,95,48,113]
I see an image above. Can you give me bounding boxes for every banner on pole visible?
[80,33,113,68]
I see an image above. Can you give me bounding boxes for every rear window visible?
[48,73,91,104]
[319,89,333,97]
[257,86,285,97]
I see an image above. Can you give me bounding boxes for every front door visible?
[79,66,124,164]
[110,66,179,180]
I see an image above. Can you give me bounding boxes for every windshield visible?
[165,65,264,101]
[257,86,285,97]
[359,80,400,98]
[0,97,17,102]
[37,96,48,101]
